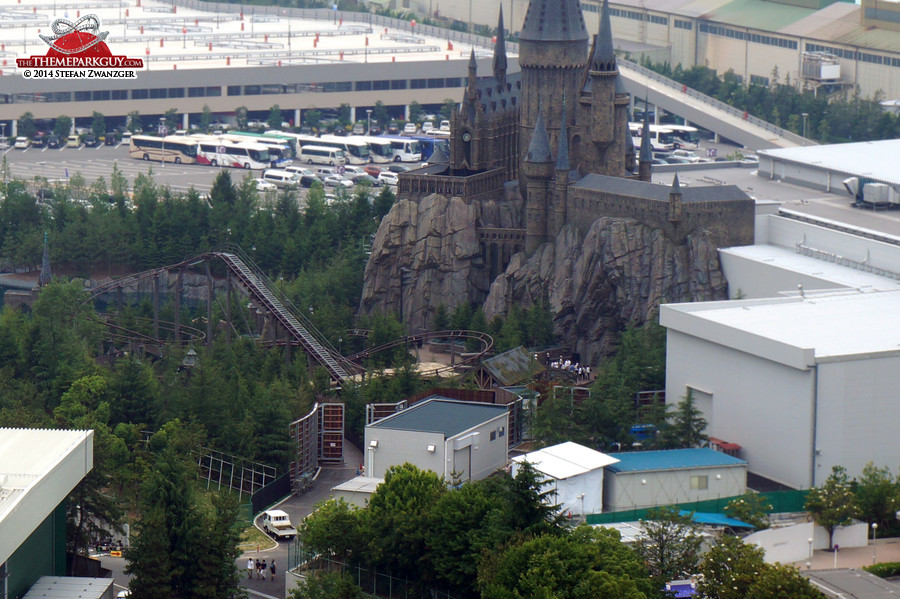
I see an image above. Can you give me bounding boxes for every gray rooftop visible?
[520,0,590,42]
[369,398,507,438]
[526,108,553,163]
[573,173,751,203]
[759,140,900,187]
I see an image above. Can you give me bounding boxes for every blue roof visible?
[369,398,507,438]
[605,448,746,473]
[679,511,754,529]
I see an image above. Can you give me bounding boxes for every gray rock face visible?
[358,194,493,331]
[484,217,727,362]
[360,193,727,362]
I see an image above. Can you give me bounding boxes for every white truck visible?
[261,509,297,540]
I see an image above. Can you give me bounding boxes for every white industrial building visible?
[603,449,747,512]
[364,398,509,481]
[1,428,94,599]
[510,442,620,517]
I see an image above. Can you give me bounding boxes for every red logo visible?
[17,15,142,78]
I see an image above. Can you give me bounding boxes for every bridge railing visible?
[216,243,359,375]
[619,58,813,147]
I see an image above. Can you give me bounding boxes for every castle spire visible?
[526,106,552,164]
[493,6,507,87]
[556,96,570,172]
[591,0,616,72]
[671,172,681,192]
[38,230,52,287]
[638,107,653,181]
[520,0,588,41]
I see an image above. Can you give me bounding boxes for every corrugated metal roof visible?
[759,140,900,186]
[511,441,620,479]
[606,448,747,472]
[482,346,546,386]
[778,1,858,36]
[702,0,816,30]
[369,398,507,438]
[573,173,751,203]
[679,510,754,527]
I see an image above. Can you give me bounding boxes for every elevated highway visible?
[618,59,813,152]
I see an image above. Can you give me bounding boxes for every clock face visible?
[462,132,471,142]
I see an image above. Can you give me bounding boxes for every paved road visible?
[2,142,258,196]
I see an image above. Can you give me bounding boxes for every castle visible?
[396,0,754,278]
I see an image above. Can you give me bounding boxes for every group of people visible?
[545,355,591,383]
[247,557,276,581]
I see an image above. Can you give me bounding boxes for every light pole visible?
[801,112,809,139]
[872,523,878,564]
[808,537,813,562]
[366,109,372,135]
[159,118,167,168]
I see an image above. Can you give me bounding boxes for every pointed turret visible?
[493,7,508,88]
[668,173,683,223]
[638,109,653,181]
[520,0,588,42]
[671,172,681,193]
[525,106,554,253]
[554,97,570,236]
[591,0,616,72]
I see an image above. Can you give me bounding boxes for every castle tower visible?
[638,108,653,182]
[554,97,570,236]
[668,173,683,223]
[493,7,508,89]
[524,108,554,254]
[588,0,617,146]
[518,0,588,192]
[452,50,480,170]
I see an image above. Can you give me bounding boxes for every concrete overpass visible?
[618,59,813,152]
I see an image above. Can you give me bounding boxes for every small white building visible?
[603,448,747,512]
[364,398,509,481]
[331,476,384,508]
[510,442,619,517]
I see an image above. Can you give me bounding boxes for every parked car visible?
[387,122,400,134]
[324,174,354,188]
[378,171,399,186]
[340,165,365,176]
[47,134,61,148]
[283,166,319,188]
[246,120,264,129]
[669,149,704,163]
[352,122,365,135]
[439,120,451,132]
[421,121,434,133]
[314,167,336,180]
[369,124,383,136]
[364,165,381,178]
[262,510,296,540]
[31,135,46,148]
[350,173,381,187]
[403,122,418,135]
[104,132,118,145]
[83,134,99,147]
[14,136,30,149]
[252,178,277,192]
[67,135,80,148]
[385,163,410,174]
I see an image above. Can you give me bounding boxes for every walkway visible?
[792,537,900,571]
[618,59,810,152]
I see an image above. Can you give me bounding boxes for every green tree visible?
[658,389,707,448]
[304,109,322,131]
[268,104,283,130]
[634,506,703,588]
[697,535,766,599]
[18,111,37,139]
[127,110,143,133]
[337,103,352,131]
[478,526,652,599]
[373,184,395,220]
[373,100,389,128]
[432,304,449,331]
[747,563,825,598]
[234,105,249,130]
[54,115,73,139]
[440,98,457,121]
[805,466,859,550]
[724,491,773,530]
[299,498,364,564]
[200,104,212,133]
[853,462,899,529]
[164,108,179,133]
[408,100,423,123]
[91,112,107,139]
[289,571,365,599]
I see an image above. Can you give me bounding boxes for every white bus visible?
[129,135,199,164]
[317,135,370,165]
[299,144,345,166]
[379,135,422,162]
[195,138,271,169]
[355,136,393,164]
[664,124,701,150]
[628,123,676,153]
[218,133,293,167]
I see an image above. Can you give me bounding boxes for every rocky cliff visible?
[360,193,727,362]
[483,217,727,361]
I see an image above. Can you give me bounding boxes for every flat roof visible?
[0,0,511,73]
[332,475,384,494]
[662,289,900,365]
[0,428,93,566]
[606,448,747,473]
[511,441,620,479]
[759,140,900,187]
[22,577,113,599]
[368,398,507,438]
[804,569,900,599]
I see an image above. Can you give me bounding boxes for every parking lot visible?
[2,142,263,197]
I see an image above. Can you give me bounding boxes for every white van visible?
[299,144,345,166]
[14,136,30,149]
[261,169,299,189]
[67,135,80,148]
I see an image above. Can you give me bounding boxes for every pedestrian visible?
[261,559,267,580]
[270,560,276,580]
[247,558,254,579]
[255,559,261,579]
